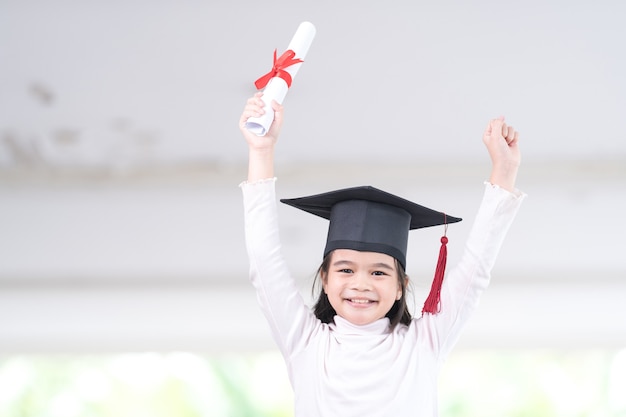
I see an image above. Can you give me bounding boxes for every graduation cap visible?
[281,185,462,314]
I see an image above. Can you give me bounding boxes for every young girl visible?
[238,92,525,417]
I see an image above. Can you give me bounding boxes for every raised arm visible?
[239,94,319,360]
[422,117,525,359]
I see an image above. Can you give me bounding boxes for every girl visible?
[238,93,525,416]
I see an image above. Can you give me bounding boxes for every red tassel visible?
[422,222,448,314]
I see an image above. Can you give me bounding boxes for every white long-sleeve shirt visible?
[242,178,525,417]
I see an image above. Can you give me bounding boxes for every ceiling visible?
[2,0,626,168]
[1,0,625,352]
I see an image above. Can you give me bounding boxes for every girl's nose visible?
[350,272,372,290]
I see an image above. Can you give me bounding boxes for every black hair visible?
[312,251,412,328]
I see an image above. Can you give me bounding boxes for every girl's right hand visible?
[239,92,284,151]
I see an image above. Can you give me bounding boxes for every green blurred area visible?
[1,350,625,417]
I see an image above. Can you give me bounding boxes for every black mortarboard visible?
[280,185,461,269]
[281,185,462,314]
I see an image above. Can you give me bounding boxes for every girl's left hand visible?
[483,116,521,191]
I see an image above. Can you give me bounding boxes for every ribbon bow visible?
[254,49,304,90]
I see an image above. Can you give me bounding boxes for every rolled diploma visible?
[245,21,316,136]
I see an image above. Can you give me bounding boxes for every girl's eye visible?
[339,268,353,274]
[372,271,387,276]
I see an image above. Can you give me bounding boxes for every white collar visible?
[330,315,391,336]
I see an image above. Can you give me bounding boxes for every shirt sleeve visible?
[241,178,320,359]
[418,182,526,360]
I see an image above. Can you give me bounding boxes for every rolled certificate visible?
[245,21,316,136]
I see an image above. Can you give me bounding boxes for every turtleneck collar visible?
[330,315,391,336]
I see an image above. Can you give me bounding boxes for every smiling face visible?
[322,249,404,326]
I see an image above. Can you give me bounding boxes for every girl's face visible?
[322,249,404,326]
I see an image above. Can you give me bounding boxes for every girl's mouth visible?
[346,298,377,305]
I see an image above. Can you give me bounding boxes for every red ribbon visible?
[254,49,304,90]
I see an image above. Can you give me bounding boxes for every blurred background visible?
[1,0,625,416]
